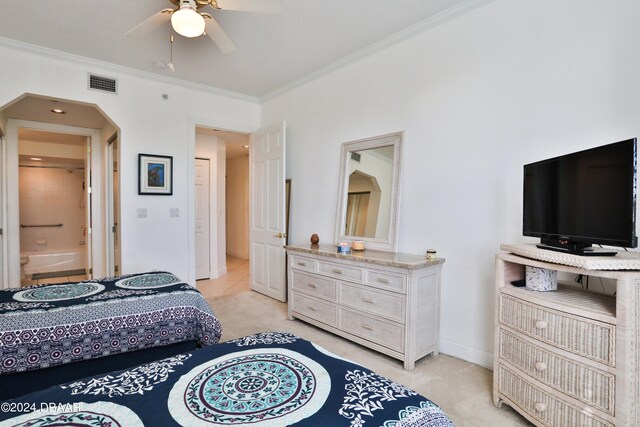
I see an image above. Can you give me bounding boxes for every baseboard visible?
[226,249,248,259]
[439,337,494,370]
[217,266,227,277]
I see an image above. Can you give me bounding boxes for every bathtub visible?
[22,249,87,276]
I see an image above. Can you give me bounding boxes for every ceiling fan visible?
[125,0,282,54]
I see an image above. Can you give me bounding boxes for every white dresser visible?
[285,244,444,370]
[494,246,640,426]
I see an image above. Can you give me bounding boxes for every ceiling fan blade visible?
[204,16,237,53]
[125,9,172,39]
[214,0,283,14]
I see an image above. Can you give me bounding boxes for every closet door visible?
[195,158,211,280]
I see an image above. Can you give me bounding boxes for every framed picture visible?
[138,153,173,195]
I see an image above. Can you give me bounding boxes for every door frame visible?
[106,132,120,276]
[187,117,257,287]
[0,133,6,287]
[3,119,104,287]
[194,157,211,280]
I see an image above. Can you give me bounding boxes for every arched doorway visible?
[0,94,120,288]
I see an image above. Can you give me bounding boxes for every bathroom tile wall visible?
[19,167,86,253]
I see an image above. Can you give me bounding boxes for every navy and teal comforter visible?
[0,332,454,426]
[0,272,222,375]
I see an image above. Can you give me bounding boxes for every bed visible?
[0,271,222,400]
[0,332,454,426]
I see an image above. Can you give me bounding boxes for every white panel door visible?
[195,158,211,280]
[249,122,286,301]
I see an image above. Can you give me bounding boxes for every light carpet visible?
[208,290,530,426]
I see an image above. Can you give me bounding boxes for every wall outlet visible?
[170,208,179,218]
[137,208,147,218]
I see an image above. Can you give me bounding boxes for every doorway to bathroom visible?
[0,94,120,289]
[18,129,90,286]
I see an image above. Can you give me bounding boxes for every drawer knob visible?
[307,305,317,311]
[377,277,390,284]
[362,297,375,304]
[333,269,344,274]
[534,362,548,371]
[534,320,548,330]
[297,261,307,267]
[307,283,318,289]
[361,323,373,331]
[534,402,547,412]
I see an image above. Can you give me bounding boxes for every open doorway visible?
[194,127,249,296]
[18,130,90,286]
[0,94,120,289]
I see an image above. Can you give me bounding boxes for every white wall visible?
[262,0,640,367]
[0,43,259,286]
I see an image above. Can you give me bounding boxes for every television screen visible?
[523,138,637,254]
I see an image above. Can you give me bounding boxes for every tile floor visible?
[196,256,250,298]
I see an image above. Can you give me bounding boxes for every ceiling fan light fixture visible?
[171,6,205,38]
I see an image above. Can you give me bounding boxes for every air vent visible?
[88,73,117,94]
[350,152,361,162]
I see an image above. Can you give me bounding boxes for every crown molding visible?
[0,0,494,105]
[260,0,495,102]
[0,36,260,104]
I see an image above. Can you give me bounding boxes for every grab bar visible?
[20,224,63,228]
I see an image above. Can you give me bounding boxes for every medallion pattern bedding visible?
[0,272,222,375]
[0,332,454,426]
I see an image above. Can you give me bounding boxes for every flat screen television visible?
[523,138,638,256]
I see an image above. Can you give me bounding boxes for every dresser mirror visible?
[335,132,403,251]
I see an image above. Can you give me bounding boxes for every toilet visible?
[20,256,29,280]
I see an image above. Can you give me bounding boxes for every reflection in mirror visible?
[345,146,394,238]
[336,132,402,251]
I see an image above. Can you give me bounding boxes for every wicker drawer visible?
[339,283,405,322]
[497,364,613,427]
[318,261,363,282]
[339,308,404,352]
[364,269,406,293]
[291,271,337,302]
[291,293,337,327]
[499,294,615,366]
[290,255,317,273]
[499,329,614,415]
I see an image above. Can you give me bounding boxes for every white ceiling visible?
[0,0,478,98]
[196,127,250,159]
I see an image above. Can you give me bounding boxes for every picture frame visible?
[138,153,173,195]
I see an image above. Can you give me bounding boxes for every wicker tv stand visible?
[494,245,640,426]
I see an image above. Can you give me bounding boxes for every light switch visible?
[137,208,147,218]
[170,208,179,218]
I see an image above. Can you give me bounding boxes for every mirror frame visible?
[335,131,403,252]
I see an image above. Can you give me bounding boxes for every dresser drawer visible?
[318,261,362,282]
[291,293,337,327]
[339,283,405,322]
[290,255,317,273]
[499,294,615,366]
[499,329,614,415]
[339,308,404,352]
[365,269,406,293]
[497,364,613,427]
[291,271,337,301]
